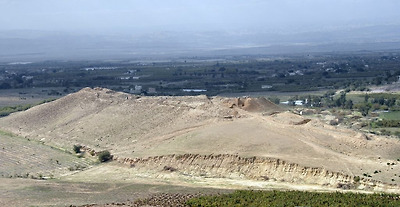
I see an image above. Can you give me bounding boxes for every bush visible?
[98,150,112,162]
[73,144,82,153]
[354,176,360,182]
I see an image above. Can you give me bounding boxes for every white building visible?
[295,100,304,106]
[182,89,207,92]
[261,85,272,89]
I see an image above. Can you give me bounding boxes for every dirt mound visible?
[222,97,282,114]
[0,88,285,153]
[270,111,305,125]
[0,88,236,151]
[242,97,282,113]
[2,87,400,189]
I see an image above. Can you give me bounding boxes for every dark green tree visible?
[73,145,82,153]
[98,150,112,162]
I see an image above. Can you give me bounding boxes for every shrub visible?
[186,190,400,207]
[73,144,82,153]
[98,150,112,162]
[353,176,360,182]
[163,166,177,172]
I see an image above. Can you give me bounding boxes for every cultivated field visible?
[0,87,65,107]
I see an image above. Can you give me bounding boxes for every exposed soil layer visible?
[117,154,395,192]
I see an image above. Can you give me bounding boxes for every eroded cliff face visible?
[116,154,392,191]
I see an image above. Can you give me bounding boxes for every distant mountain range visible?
[1,24,400,61]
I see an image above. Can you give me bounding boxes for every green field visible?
[346,93,368,104]
[380,111,400,120]
[186,190,400,207]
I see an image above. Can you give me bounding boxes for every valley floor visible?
[0,177,229,207]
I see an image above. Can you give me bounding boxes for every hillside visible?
[1,87,400,192]
[0,131,93,179]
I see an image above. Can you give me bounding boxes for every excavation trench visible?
[115,154,391,191]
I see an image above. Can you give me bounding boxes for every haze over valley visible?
[1,0,400,61]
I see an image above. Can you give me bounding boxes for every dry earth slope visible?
[1,87,400,191]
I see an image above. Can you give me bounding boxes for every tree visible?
[355,103,371,116]
[335,92,347,108]
[0,82,11,89]
[344,100,353,109]
[364,94,369,102]
[73,145,82,153]
[98,150,112,162]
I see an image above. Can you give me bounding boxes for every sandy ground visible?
[0,162,384,207]
[65,162,395,193]
[0,177,230,207]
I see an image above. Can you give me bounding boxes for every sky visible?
[1,0,400,34]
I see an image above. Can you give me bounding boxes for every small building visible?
[295,100,304,106]
[182,89,207,92]
[130,85,142,94]
[135,85,142,91]
[281,100,304,106]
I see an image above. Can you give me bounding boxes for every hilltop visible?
[1,87,400,194]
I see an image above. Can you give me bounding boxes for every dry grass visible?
[0,178,229,207]
[0,131,93,179]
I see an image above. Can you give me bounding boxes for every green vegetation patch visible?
[368,93,400,100]
[380,111,400,121]
[0,98,56,117]
[186,190,400,207]
[98,150,112,162]
[0,104,32,117]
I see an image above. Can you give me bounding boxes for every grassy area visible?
[0,98,56,117]
[0,130,93,179]
[346,93,368,104]
[186,190,400,207]
[0,104,32,117]
[380,111,400,120]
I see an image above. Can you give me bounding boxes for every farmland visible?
[1,51,400,98]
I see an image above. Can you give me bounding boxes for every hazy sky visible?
[1,0,400,34]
